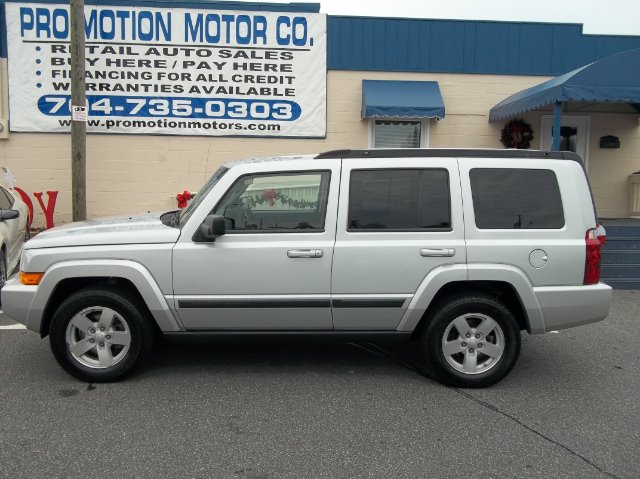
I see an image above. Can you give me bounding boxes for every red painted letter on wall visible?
[33,191,58,229]
[13,187,33,228]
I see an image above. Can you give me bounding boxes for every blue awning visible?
[490,48,640,121]
[361,80,445,119]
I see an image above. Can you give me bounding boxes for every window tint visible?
[470,168,564,229]
[0,187,13,210]
[348,169,451,231]
[214,171,330,232]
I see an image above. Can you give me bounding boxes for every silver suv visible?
[2,149,612,387]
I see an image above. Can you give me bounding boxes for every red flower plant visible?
[176,190,192,209]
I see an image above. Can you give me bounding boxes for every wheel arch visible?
[411,280,528,339]
[27,260,182,336]
[41,277,155,337]
[397,264,545,335]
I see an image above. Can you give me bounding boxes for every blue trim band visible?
[327,15,640,76]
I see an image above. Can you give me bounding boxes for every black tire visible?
[49,287,155,382]
[419,293,521,388]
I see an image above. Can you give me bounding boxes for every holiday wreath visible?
[500,119,534,149]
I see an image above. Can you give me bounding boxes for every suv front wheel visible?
[49,287,154,382]
[420,293,521,388]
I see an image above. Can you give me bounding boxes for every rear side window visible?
[470,168,564,229]
[348,169,451,231]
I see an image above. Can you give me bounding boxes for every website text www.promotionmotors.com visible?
[57,118,281,132]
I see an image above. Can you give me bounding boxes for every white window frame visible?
[368,118,430,149]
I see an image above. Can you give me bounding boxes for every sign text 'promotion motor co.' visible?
[18,7,315,46]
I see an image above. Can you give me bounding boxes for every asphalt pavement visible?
[0,291,639,479]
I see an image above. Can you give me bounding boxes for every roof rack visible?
[314,149,582,162]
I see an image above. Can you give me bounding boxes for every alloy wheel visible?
[441,313,505,375]
[65,306,132,369]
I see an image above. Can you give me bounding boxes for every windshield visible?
[177,166,229,228]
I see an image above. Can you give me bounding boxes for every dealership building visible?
[1,0,640,226]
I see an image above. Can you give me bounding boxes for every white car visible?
[0,186,29,290]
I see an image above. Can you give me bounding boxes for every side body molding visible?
[396,263,545,334]
[26,260,182,334]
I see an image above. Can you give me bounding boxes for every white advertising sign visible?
[5,3,327,137]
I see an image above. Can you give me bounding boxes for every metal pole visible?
[552,101,562,151]
[70,0,86,221]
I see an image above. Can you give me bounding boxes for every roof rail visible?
[315,148,582,162]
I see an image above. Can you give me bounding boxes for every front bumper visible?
[2,276,39,333]
[534,283,613,333]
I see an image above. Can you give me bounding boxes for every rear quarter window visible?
[470,168,564,229]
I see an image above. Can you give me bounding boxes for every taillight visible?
[584,225,606,285]
[594,224,607,246]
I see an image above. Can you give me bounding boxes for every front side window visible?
[470,168,565,229]
[214,171,331,232]
[348,169,451,231]
[371,120,426,148]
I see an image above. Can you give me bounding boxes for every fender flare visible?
[26,259,182,334]
[396,263,545,334]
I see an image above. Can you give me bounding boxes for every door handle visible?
[287,249,324,258]
[420,248,455,257]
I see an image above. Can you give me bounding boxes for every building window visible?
[369,119,429,148]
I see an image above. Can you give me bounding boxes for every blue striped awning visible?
[490,48,640,121]
[361,80,445,119]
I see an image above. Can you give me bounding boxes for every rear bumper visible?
[533,283,612,333]
[1,276,39,333]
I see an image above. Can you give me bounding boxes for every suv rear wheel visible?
[49,287,154,382]
[420,293,521,388]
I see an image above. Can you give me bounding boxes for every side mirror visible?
[0,209,19,221]
[195,214,226,242]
